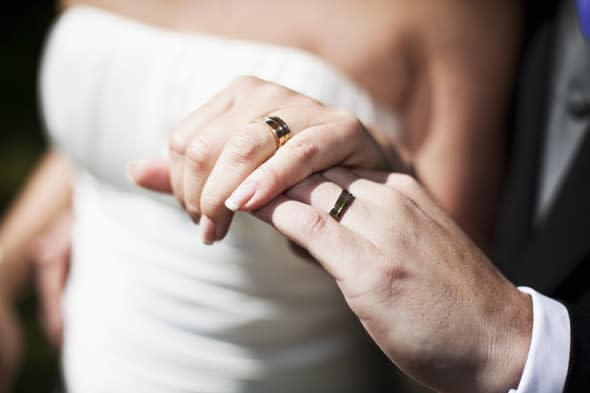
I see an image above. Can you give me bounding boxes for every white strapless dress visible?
[40,6,400,393]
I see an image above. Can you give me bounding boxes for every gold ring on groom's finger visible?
[259,115,292,149]
[329,189,355,221]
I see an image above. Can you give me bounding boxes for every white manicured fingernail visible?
[200,216,217,245]
[225,182,257,211]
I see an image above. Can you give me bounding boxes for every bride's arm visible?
[392,0,523,249]
[0,150,72,302]
[131,0,523,251]
[0,149,72,389]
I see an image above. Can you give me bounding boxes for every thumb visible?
[127,158,173,194]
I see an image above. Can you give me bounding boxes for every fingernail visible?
[190,215,200,225]
[225,182,257,211]
[126,160,144,183]
[200,216,217,245]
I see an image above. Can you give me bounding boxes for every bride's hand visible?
[131,76,403,243]
[252,167,532,393]
[32,210,72,348]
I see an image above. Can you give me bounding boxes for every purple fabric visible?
[578,0,590,39]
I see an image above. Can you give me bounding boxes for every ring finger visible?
[285,173,380,240]
[197,105,325,241]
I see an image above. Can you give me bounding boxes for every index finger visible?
[198,106,326,239]
[226,113,386,214]
[252,195,378,283]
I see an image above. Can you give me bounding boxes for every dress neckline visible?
[64,4,399,124]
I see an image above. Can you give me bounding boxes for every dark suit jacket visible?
[495,0,590,390]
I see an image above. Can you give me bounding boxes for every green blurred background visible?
[1,2,62,391]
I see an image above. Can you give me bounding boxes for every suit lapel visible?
[494,19,555,277]
[506,0,590,292]
[511,129,590,292]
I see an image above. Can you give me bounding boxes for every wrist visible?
[480,288,532,393]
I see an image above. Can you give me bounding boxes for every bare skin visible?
[0,151,71,393]
[0,1,524,390]
[63,0,523,245]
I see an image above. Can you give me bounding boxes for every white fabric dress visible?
[40,6,400,393]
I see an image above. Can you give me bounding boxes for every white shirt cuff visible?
[508,287,570,393]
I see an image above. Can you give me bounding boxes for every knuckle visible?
[204,90,237,114]
[334,110,361,130]
[218,96,237,114]
[338,109,358,124]
[300,209,330,235]
[284,139,319,166]
[396,196,418,225]
[230,75,262,90]
[386,173,419,194]
[185,138,211,171]
[169,130,191,155]
[321,112,367,147]
[386,188,411,215]
[257,82,291,102]
[226,130,266,164]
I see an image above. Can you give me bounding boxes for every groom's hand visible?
[254,169,532,393]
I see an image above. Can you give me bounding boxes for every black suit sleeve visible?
[564,301,590,391]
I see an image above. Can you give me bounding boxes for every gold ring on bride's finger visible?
[260,115,292,149]
[329,189,355,221]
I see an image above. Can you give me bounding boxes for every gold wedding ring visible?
[260,115,292,149]
[329,189,355,221]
